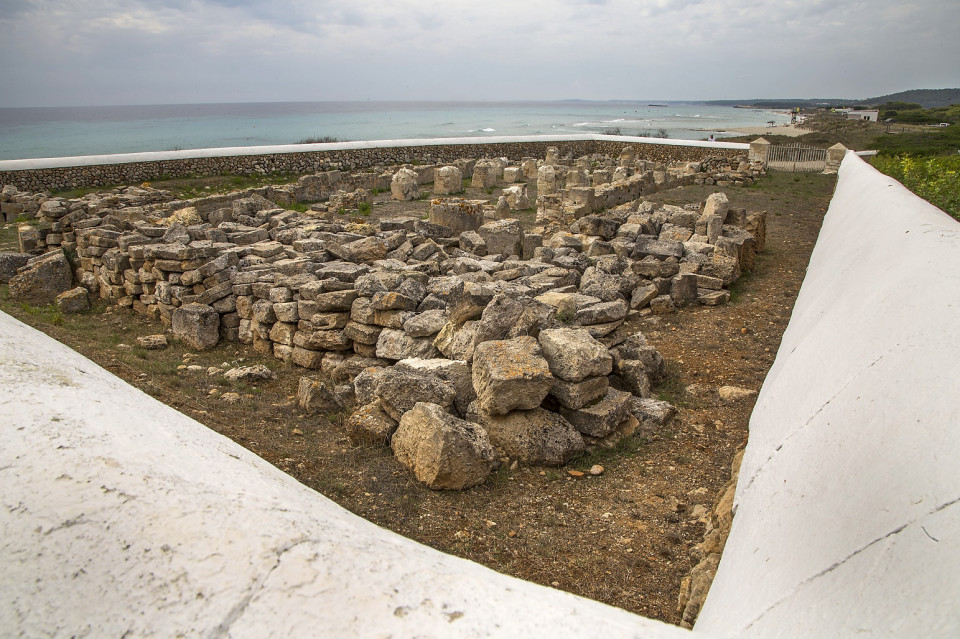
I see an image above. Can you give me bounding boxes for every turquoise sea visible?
[0,101,790,161]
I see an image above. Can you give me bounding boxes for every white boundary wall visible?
[0,134,748,171]
[696,152,960,637]
[2,151,958,637]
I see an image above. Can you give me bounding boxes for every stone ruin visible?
[0,148,765,490]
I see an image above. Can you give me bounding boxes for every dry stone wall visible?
[0,139,745,193]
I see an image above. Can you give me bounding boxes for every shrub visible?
[871,155,960,221]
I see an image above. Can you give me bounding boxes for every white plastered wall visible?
[695,152,960,637]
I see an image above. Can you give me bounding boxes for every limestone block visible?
[55,287,90,314]
[537,165,559,195]
[0,252,30,283]
[376,328,439,360]
[503,184,530,210]
[8,251,73,304]
[521,158,539,179]
[172,303,220,350]
[403,310,448,337]
[471,160,499,189]
[391,168,420,201]
[503,167,523,183]
[477,218,523,257]
[574,299,628,326]
[670,273,699,306]
[472,336,554,416]
[347,400,398,446]
[375,367,457,421]
[548,375,610,410]
[538,328,612,383]
[433,166,463,195]
[297,376,338,414]
[559,387,633,438]
[396,358,475,416]
[391,402,497,490]
[473,407,585,466]
[429,198,484,234]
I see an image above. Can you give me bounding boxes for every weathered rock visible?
[396,357,476,416]
[375,367,457,421]
[433,165,463,195]
[718,385,758,403]
[538,328,612,382]
[172,303,220,350]
[8,251,73,304]
[55,287,89,314]
[477,218,523,257]
[137,335,168,350]
[376,328,439,360]
[0,252,30,283]
[391,167,420,201]
[632,397,676,431]
[224,364,276,383]
[472,336,554,415]
[559,387,633,437]
[473,407,585,466]
[298,376,339,414]
[548,375,610,410]
[391,402,497,490]
[403,310,447,337]
[429,198,483,233]
[347,400,398,446]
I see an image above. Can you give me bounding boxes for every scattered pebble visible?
[589,464,605,476]
[220,392,241,403]
[568,470,585,478]
[292,428,304,436]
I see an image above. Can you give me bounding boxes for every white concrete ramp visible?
[695,153,960,637]
[0,310,690,637]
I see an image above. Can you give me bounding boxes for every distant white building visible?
[835,108,879,122]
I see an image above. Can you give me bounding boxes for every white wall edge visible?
[0,134,749,171]
[0,309,696,638]
[695,152,960,637]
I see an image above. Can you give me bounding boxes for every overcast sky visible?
[1,0,957,107]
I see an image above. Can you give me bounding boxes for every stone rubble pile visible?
[1,148,765,489]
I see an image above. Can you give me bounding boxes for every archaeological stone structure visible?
[2,146,958,637]
[1,146,765,490]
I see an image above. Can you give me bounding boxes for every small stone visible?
[137,335,168,350]
[589,464,605,476]
[568,470,585,478]
[220,392,241,403]
[292,428,304,436]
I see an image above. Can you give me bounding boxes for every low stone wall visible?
[0,136,747,192]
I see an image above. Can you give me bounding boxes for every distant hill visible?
[858,89,960,108]
[703,89,960,110]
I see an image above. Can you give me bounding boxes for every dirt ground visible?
[1,170,835,625]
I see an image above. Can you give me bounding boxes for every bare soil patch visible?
[1,170,834,625]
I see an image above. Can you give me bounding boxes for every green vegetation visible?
[358,201,371,216]
[870,155,960,221]
[282,201,309,213]
[143,171,303,199]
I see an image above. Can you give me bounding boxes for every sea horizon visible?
[0,100,791,162]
